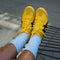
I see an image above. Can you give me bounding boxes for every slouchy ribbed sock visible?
[25,35,41,58]
[10,33,30,53]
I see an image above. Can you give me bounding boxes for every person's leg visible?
[16,35,41,60]
[0,6,35,60]
[16,7,48,60]
[0,33,30,60]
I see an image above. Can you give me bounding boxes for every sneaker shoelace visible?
[18,16,33,34]
[32,17,46,36]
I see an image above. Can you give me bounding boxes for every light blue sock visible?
[10,33,30,53]
[25,35,41,58]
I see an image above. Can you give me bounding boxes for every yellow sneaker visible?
[18,6,35,34]
[31,7,48,41]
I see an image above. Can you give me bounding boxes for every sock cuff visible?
[10,33,30,53]
[25,35,41,58]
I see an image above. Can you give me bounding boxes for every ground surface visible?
[0,0,60,60]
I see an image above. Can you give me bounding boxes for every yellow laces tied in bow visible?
[31,17,46,38]
[18,16,34,34]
